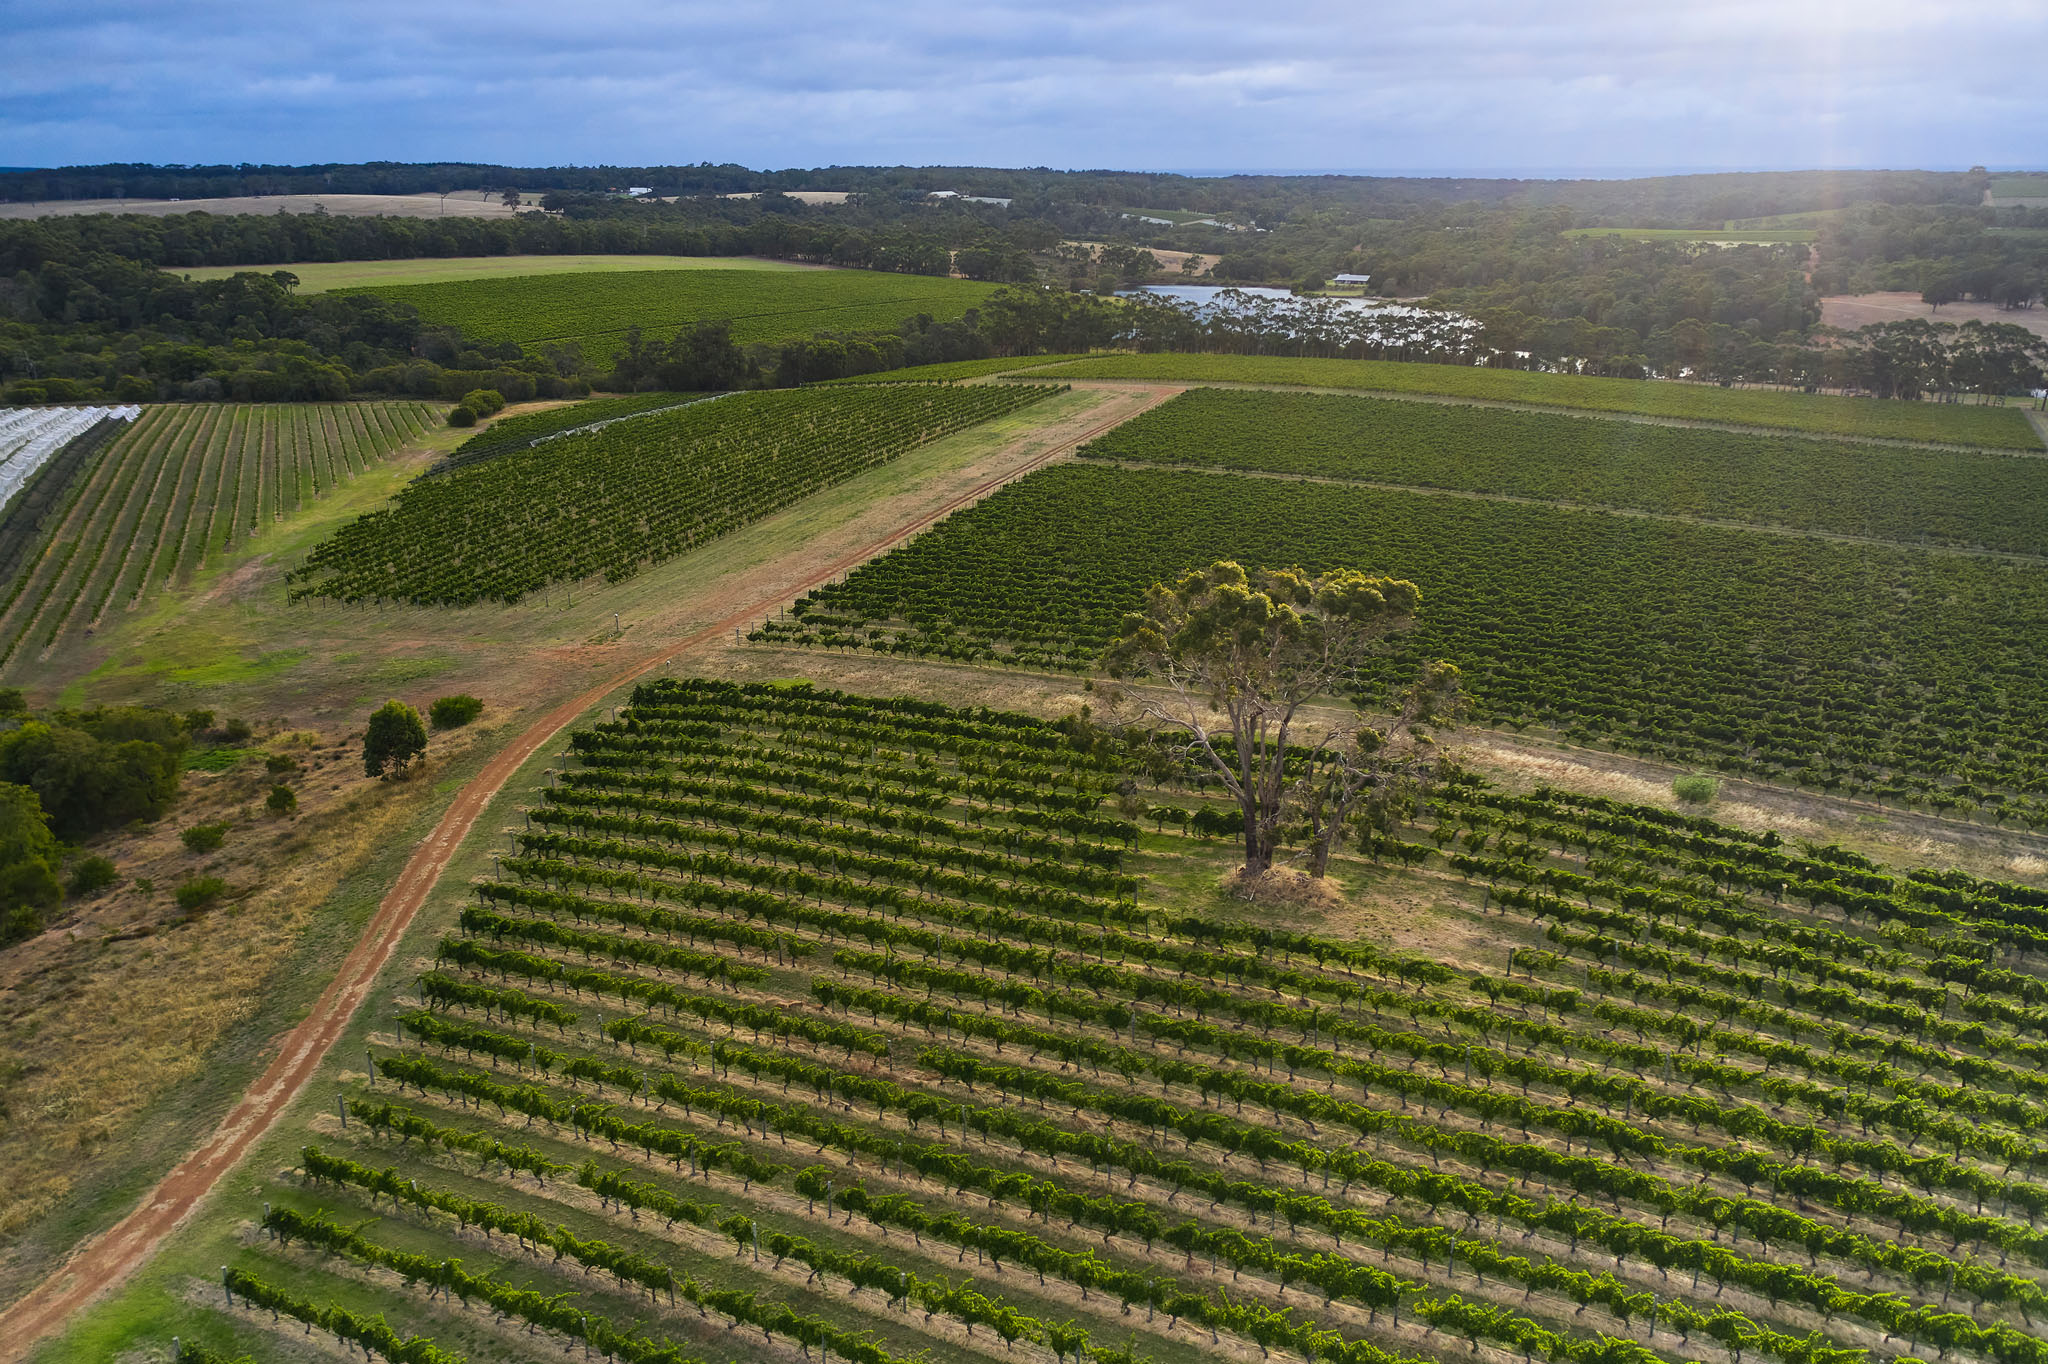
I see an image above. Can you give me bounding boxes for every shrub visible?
[181,821,230,853]
[447,404,478,428]
[265,753,299,775]
[266,784,298,818]
[428,694,484,730]
[66,854,119,897]
[174,876,226,911]
[363,700,428,778]
[461,388,507,416]
[1673,774,1719,805]
[0,782,63,946]
[0,709,186,839]
[219,717,254,746]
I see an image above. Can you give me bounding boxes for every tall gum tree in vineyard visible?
[1102,560,1459,876]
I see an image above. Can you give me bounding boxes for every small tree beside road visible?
[363,700,427,779]
[1103,561,1460,878]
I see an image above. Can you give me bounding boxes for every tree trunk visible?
[1242,804,1271,874]
[1308,832,1335,878]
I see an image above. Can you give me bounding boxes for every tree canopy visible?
[363,700,428,779]
[1103,561,1459,876]
[0,782,62,946]
[0,707,187,840]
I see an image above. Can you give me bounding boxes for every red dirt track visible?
[0,402,1144,1361]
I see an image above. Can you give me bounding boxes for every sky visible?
[4,0,2044,175]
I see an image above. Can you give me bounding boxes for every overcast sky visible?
[4,0,2042,174]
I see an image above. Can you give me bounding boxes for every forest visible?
[1,163,2043,405]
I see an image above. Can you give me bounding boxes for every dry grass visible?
[1819,292,2048,343]
[1219,865,1352,910]
[0,718,496,1254]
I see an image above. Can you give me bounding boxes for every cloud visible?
[1,0,2041,172]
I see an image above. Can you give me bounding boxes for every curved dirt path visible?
[0,392,1165,1362]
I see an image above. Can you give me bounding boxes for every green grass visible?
[1724,207,1862,229]
[337,268,1003,365]
[168,254,825,293]
[1560,227,1816,243]
[1989,175,2048,200]
[1030,352,2046,448]
[1117,206,1225,225]
[818,353,1099,383]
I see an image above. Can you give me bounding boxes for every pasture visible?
[1029,353,2046,448]
[1988,174,2048,204]
[1819,292,2048,343]
[0,402,435,676]
[170,254,830,293]
[340,268,1003,365]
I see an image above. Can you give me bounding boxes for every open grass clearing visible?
[338,268,1003,362]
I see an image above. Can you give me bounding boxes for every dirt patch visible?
[1821,291,2048,341]
[1063,241,1213,277]
[720,190,853,205]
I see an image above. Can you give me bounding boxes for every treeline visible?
[0,161,1986,222]
[0,208,1023,281]
[1813,201,2048,305]
[4,171,2042,403]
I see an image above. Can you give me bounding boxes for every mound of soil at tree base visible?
[1221,865,1351,911]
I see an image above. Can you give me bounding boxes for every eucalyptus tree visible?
[1102,560,1459,876]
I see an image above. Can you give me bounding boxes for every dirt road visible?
[0,391,1167,1362]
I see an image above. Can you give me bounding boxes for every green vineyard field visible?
[765,463,2048,822]
[179,679,2048,1364]
[1076,388,2048,554]
[289,383,1061,607]
[342,268,1004,365]
[435,391,708,472]
[0,401,435,675]
[1029,353,2046,449]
